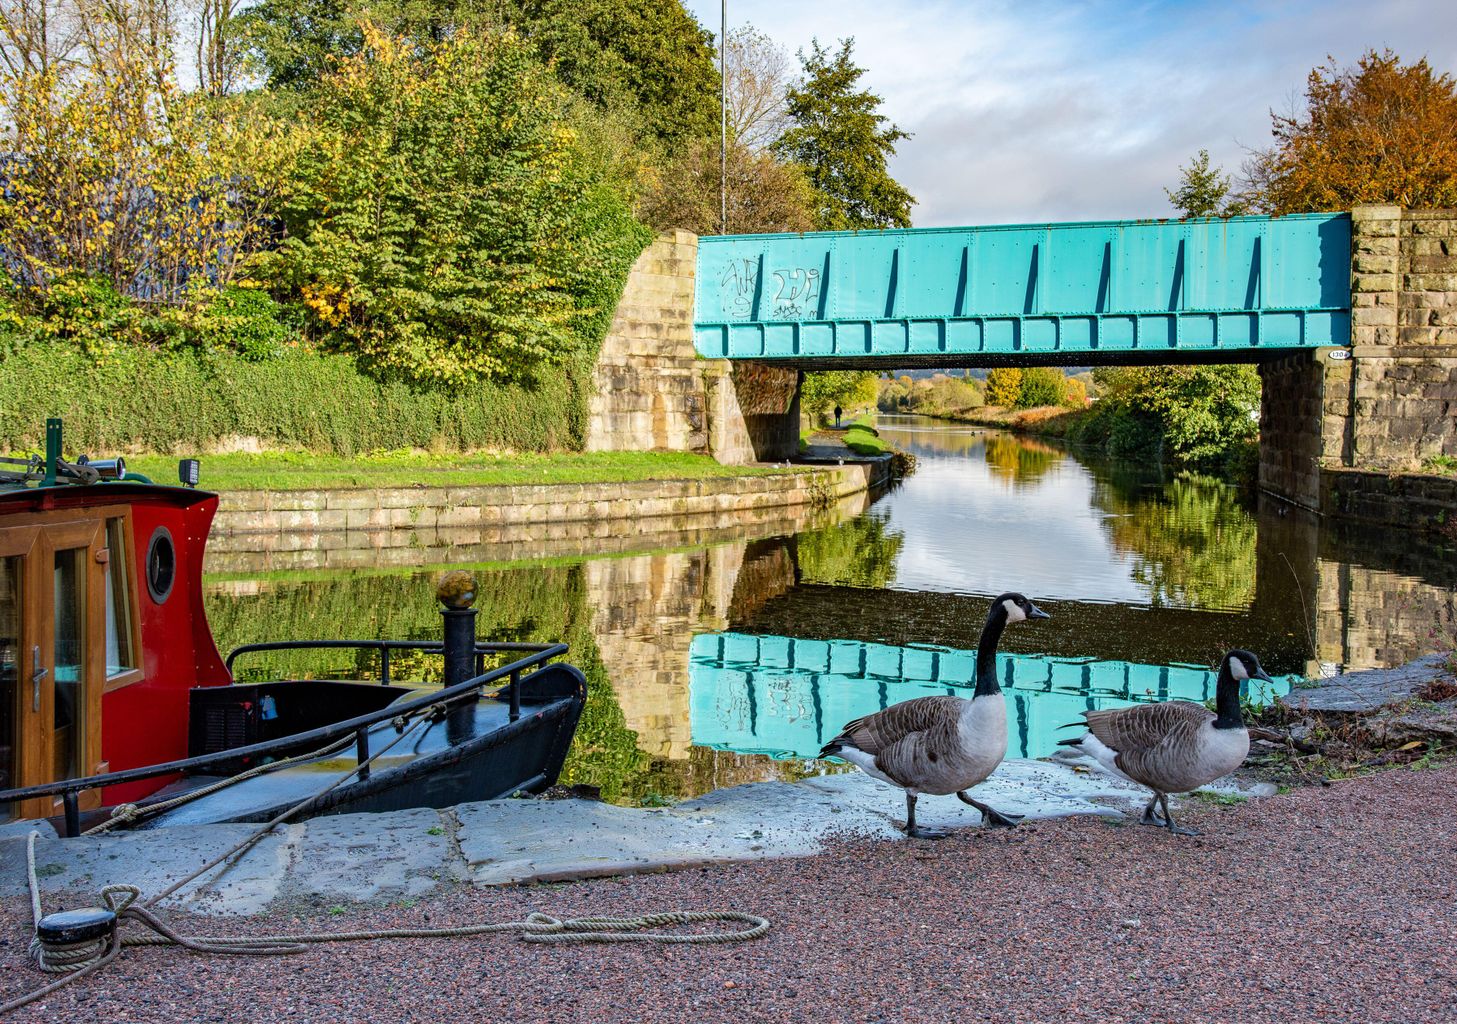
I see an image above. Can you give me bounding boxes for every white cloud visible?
[686,0,1457,226]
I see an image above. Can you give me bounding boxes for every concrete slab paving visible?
[1279,653,1451,712]
[0,759,1274,917]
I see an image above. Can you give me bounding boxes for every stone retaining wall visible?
[209,462,890,538]
[1318,467,1457,536]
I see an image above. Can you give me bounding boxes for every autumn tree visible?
[189,0,247,94]
[0,0,289,308]
[775,38,914,230]
[984,367,1022,407]
[1063,375,1088,408]
[639,139,814,235]
[1246,50,1457,213]
[0,0,82,74]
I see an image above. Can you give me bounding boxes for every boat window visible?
[53,548,85,781]
[1,555,18,820]
[145,527,175,604]
[104,517,136,677]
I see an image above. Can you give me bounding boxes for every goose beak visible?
[1255,668,1274,683]
[1029,603,1050,620]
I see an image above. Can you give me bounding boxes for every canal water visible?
[204,416,1457,805]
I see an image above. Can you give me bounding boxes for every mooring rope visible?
[83,733,357,835]
[2,711,770,1013]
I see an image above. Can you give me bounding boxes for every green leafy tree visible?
[1086,365,1260,465]
[239,0,719,148]
[1165,149,1248,217]
[500,0,720,148]
[984,367,1022,407]
[253,25,650,386]
[1017,366,1065,408]
[774,38,914,230]
[801,369,878,421]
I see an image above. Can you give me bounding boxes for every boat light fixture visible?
[79,456,126,480]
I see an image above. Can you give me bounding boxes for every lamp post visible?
[720,0,727,235]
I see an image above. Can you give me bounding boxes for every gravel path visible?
[4,764,1455,1024]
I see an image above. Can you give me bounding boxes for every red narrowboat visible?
[1,421,586,835]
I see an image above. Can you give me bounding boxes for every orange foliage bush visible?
[1250,50,1457,213]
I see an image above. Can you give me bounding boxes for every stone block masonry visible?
[587,231,800,463]
[209,462,889,538]
[1260,206,1457,523]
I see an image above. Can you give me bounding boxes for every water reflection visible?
[690,633,1294,761]
[203,417,1456,803]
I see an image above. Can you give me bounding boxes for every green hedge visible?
[0,342,585,454]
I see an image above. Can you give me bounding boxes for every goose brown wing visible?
[1083,701,1215,754]
[835,695,967,756]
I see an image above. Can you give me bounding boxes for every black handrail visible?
[0,643,568,805]
[225,639,559,677]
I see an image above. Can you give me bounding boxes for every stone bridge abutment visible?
[1259,205,1457,515]
[586,231,799,464]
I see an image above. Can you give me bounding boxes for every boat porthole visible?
[145,527,176,604]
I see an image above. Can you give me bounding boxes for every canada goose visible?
[819,593,1050,839]
[1057,648,1271,836]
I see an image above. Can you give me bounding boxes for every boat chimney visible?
[436,570,478,689]
[436,571,479,745]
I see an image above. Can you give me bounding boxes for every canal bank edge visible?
[208,460,892,536]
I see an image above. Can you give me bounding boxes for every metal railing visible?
[224,638,558,688]
[0,641,568,837]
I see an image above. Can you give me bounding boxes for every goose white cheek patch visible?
[1002,599,1026,623]
[1229,659,1249,681]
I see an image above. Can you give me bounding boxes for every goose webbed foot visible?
[902,793,952,840]
[1139,795,1168,828]
[956,791,1023,828]
[1157,793,1202,837]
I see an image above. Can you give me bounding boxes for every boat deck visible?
[136,691,543,827]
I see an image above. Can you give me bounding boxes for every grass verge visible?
[126,450,791,491]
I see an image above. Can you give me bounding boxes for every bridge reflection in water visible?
[689,633,1294,762]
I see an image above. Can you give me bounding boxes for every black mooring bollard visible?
[437,570,478,744]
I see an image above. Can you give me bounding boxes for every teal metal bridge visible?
[693,213,1351,367]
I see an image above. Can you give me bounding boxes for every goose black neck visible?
[975,606,1007,697]
[1213,663,1245,730]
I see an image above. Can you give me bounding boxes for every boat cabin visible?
[2,422,587,836]
[1,463,227,823]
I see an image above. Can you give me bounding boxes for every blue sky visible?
[684,0,1457,226]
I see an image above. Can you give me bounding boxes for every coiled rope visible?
[2,711,770,1014]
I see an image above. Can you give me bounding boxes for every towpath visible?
[2,762,1453,1023]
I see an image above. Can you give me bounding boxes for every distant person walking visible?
[834,404,843,427]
